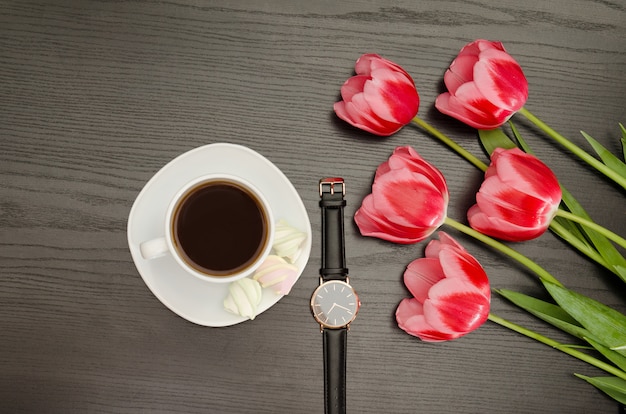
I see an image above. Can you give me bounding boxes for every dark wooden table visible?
[1,1,625,412]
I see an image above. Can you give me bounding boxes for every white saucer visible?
[127,143,312,327]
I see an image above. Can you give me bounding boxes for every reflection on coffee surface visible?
[173,180,268,276]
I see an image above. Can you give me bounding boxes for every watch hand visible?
[327,303,338,314]
[334,304,350,312]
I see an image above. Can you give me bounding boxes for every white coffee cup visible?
[140,173,274,284]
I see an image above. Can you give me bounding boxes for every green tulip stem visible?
[555,209,626,250]
[444,217,563,286]
[488,313,626,381]
[518,107,626,190]
[411,116,488,172]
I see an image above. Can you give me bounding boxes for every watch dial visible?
[311,280,359,328]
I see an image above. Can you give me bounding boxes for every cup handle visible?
[140,237,169,260]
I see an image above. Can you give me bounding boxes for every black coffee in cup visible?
[172,180,270,276]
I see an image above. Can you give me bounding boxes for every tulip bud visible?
[435,39,528,129]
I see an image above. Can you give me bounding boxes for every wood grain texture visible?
[1,0,625,412]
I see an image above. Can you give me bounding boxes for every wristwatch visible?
[310,177,360,414]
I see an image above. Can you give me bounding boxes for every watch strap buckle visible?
[319,177,345,197]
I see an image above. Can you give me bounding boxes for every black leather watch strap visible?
[323,328,347,414]
[319,178,349,414]
[319,178,347,281]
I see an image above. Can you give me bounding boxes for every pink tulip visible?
[354,146,449,244]
[396,232,491,342]
[435,39,528,129]
[468,147,562,241]
[334,54,419,136]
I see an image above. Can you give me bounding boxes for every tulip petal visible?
[355,195,432,243]
[452,81,514,124]
[475,40,506,53]
[468,205,549,241]
[438,247,490,297]
[396,296,425,319]
[473,48,528,111]
[396,298,463,342]
[423,234,490,297]
[424,231,466,256]
[435,39,528,129]
[370,169,447,228]
[339,75,368,102]
[467,148,562,242]
[476,184,556,224]
[404,257,445,302]
[490,148,561,203]
[354,146,448,244]
[384,146,449,194]
[341,82,401,131]
[444,54,479,94]
[334,54,420,136]
[355,53,414,82]
[363,68,419,124]
[396,233,491,342]
[424,279,490,334]
[334,98,402,137]
[435,90,512,130]
[354,53,384,76]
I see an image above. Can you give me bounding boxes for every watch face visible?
[311,280,360,329]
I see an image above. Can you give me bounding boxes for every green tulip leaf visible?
[549,218,596,257]
[543,282,626,356]
[581,130,626,178]
[619,124,626,161]
[549,220,612,273]
[496,289,578,323]
[585,337,626,372]
[508,121,529,152]
[478,128,516,156]
[496,289,596,341]
[559,186,626,282]
[575,374,626,405]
